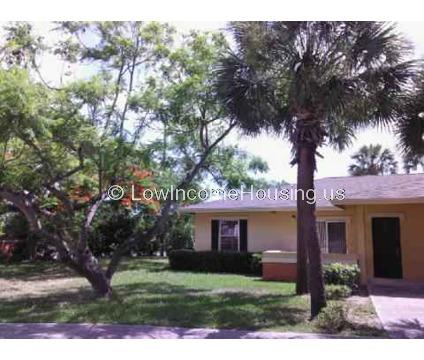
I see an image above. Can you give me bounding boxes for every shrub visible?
[168,250,262,275]
[315,303,348,333]
[325,284,352,300]
[323,263,360,289]
[166,215,194,251]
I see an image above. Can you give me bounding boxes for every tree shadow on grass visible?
[115,258,169,273]
[0,257,168,282]
[0,280,308,332]
[0,261,75,281]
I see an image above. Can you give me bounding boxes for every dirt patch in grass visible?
[343,288,387,337]
[0,277,84,300]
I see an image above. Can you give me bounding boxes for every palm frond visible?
[395,72,424,156]
[215,51,290,135]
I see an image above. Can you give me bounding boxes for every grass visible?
[0,258,385,336]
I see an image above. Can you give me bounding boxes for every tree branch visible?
[105,120,236,279]
[0,187,42,232]
[78,192,107,250]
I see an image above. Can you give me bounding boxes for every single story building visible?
[180,174,424,284]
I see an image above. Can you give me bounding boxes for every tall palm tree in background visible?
[403,152,424,174]
[216,22,416,317]
[348,144,398,176]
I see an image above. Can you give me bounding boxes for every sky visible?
[6,21,424,184]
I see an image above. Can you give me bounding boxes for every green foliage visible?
[315,303,348,333]
[59,22,174,63]
[0,22,45,68]
[164,214,194,251]
[88,199,163,257]
[140,30,233,183]
[349,144,397,176]
[0,67,102,196]
[0,68,48,142]
[88,205,137,257]
[168,250,262,275]
[323,263,360,290]
[325,284,352,300]
[207,146,286,188]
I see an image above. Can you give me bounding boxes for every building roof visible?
[180,173,424,213]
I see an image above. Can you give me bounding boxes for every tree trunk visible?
[74,249,112,297]
[296,152,309,295]
[159,234,165,257]
[0,188,112,297]
[25,234,38,260]
[296,144,326,317]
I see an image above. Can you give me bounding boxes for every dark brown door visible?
[372,217,402,279]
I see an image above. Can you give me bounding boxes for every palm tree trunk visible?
[296,143,326,317]
[296,155,308,295]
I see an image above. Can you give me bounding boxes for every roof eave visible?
[332,197,424,206]
[179,205,342,214]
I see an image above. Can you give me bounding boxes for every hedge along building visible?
[180,174,424,284]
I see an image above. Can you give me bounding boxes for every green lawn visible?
[0,258,384,336]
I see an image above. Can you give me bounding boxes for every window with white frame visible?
[316,220,347,254]
[219,220,239,251]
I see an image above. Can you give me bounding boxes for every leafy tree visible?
[206,146,285,189]
[96,27,239,278]
[162,214,194,253]
[348,144,398,176]
[0,66,155,294]
[216,21,415,316]
[0,22,44,69]
[0,23,237,296]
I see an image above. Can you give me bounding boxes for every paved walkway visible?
[369,279,424,339]
[0,323,343,339]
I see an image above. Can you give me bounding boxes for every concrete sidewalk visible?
[0,323,344,339]
[369,279,424,339]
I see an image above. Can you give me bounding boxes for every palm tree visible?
[397,70,424,169]
[349,144,398,176]
[216,22,416,317]
[403,153,424,174]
